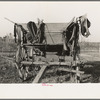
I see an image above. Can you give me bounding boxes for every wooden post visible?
[70,73,75,83]
[33,65,47,83]
[75,66,80,83]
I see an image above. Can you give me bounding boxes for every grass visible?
[0,56,22,83]
[0,51,100,83]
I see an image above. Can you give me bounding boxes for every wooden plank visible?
[23,43,63,52]
[81,74,91,80]
[21,61,71,66]
[58,67,84,74]
[1,56,14,61]
[23,43,63,46]
[33,65,47,83]
[21,61,46,65]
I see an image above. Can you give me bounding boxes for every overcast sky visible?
[0,1,100,42]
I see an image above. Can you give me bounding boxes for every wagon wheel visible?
[69,62,81,83]
[18,47,36,80]
[68,47,81,83]
[18,64,41,81]
[18,64,27,80]
[18,64,32,81]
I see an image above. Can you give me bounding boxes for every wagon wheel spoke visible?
[18,64,27,80]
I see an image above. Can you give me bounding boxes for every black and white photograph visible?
[0,1,100,99]
[0,1,100,83]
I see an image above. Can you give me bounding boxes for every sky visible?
[0,1,100,42]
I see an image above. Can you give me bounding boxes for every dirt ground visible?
[0,52,100,83]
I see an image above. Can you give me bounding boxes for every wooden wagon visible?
[6,14,91,83]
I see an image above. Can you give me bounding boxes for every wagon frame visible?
[5,15,91,83]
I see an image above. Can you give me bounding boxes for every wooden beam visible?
[1,56,14,61]
[23,43,63,46]
[21,61,71,66]
[33,65,47,83]
[22,43,63,52]
[58,67,84,74]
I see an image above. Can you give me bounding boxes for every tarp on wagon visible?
[19,23,68,44]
